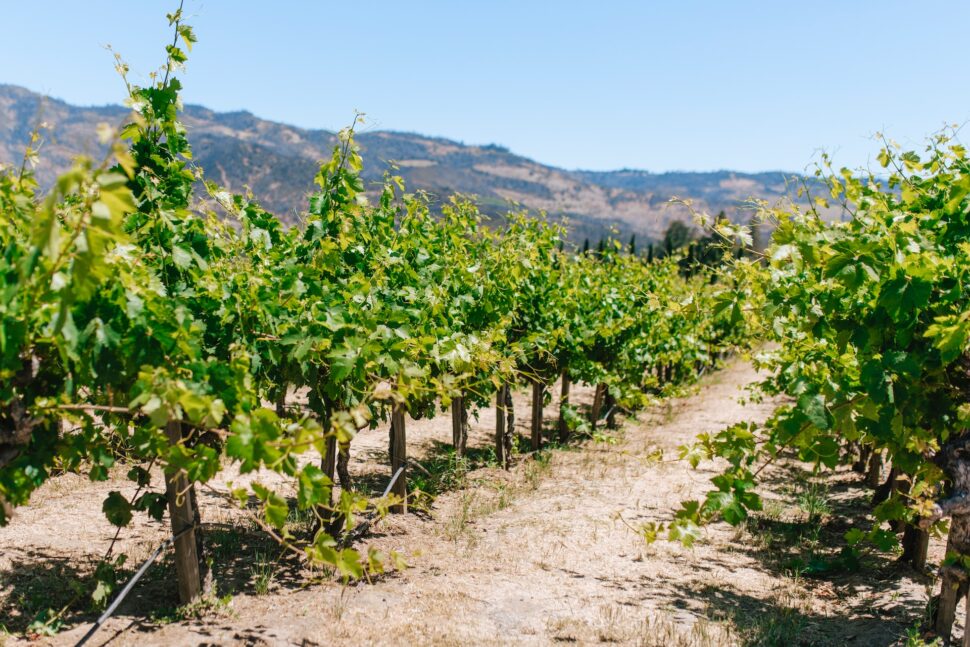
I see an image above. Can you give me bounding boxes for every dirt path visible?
[1,360,939,645]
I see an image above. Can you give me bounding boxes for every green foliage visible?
[0,5,746,617]
[668,129,970,556]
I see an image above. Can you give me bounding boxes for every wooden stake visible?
[495,387,506,468]
[900,524,929,570]
[452,395,468,456]
[866,450,883,488]
[505,385,515,452]
[963,590,970,647]
[590,383,605,429]
[495,384,513,469]
[164,421,203,605]
[558,371,571,444]
[322,437,337,499]
[604,388,617,430]
[936,566,963,643]
[275,384,287,417]
[530,380,544,451]
[319,402,336,504]
[389,406,407,513]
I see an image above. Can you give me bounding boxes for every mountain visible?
[0,84,804,243]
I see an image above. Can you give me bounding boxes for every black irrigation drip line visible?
[382,466,406,500]
[75,524,195,647]
[339,466,405,549]
[599,404,617,422]
[79,465,404,644]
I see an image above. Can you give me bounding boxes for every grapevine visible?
[0,5,746,620]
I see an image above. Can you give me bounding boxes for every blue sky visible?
[3,1,968,173]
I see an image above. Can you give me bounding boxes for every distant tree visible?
[662,220,693,255]
[628,234,636,256]
[647,243,654,263]
[596,237,606,257]
[693,231,722,266]
[582,238,590,255]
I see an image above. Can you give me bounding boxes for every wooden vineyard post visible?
[923,436,970,642]
[853,445,871,474]
[320,402,336,504]
[336,444,352,491]
[312,400,343,535]
[530,380,544,451]
[452,395,468,457]
[319,435,342,534]
[900,523,929,570]
[495,384,513,469]
[389,405,407,513]
[964,593,970,647]
[164,421,204,605]
[604,388,617,430]
[590,383,606,429]
[865,450,883,488]
[505,386,515,453]
[505,387,515,460]
[935,565,963,643]
[496,386,507,468]
[275,384,287,417]
[558,371,571,444]
[322,436,337,501]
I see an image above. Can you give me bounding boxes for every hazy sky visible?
[3,1,968,173]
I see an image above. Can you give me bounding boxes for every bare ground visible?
[0,359,950,645]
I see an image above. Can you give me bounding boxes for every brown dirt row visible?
[0,360,950,645]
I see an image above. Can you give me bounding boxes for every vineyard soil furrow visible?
[0,359,925,646]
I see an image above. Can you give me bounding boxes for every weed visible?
[1,562,86,636]
[737,605,805,645]
[795,482,831,523]
[285,505,318,534]
[25,608,65,639]
[443,490,477,542]
[761,498,785,522]
[596,604,625,642]
[250,553,274,595]
[441,450,554,543]
[636,610,736,646]
[524,451,552,490]
[410,451,469,497]
[495,483,514,511]
[151,586,234,624]
[207,525,244,561]
[904,622,942,646]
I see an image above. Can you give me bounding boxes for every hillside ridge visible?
[0,83,802,241]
